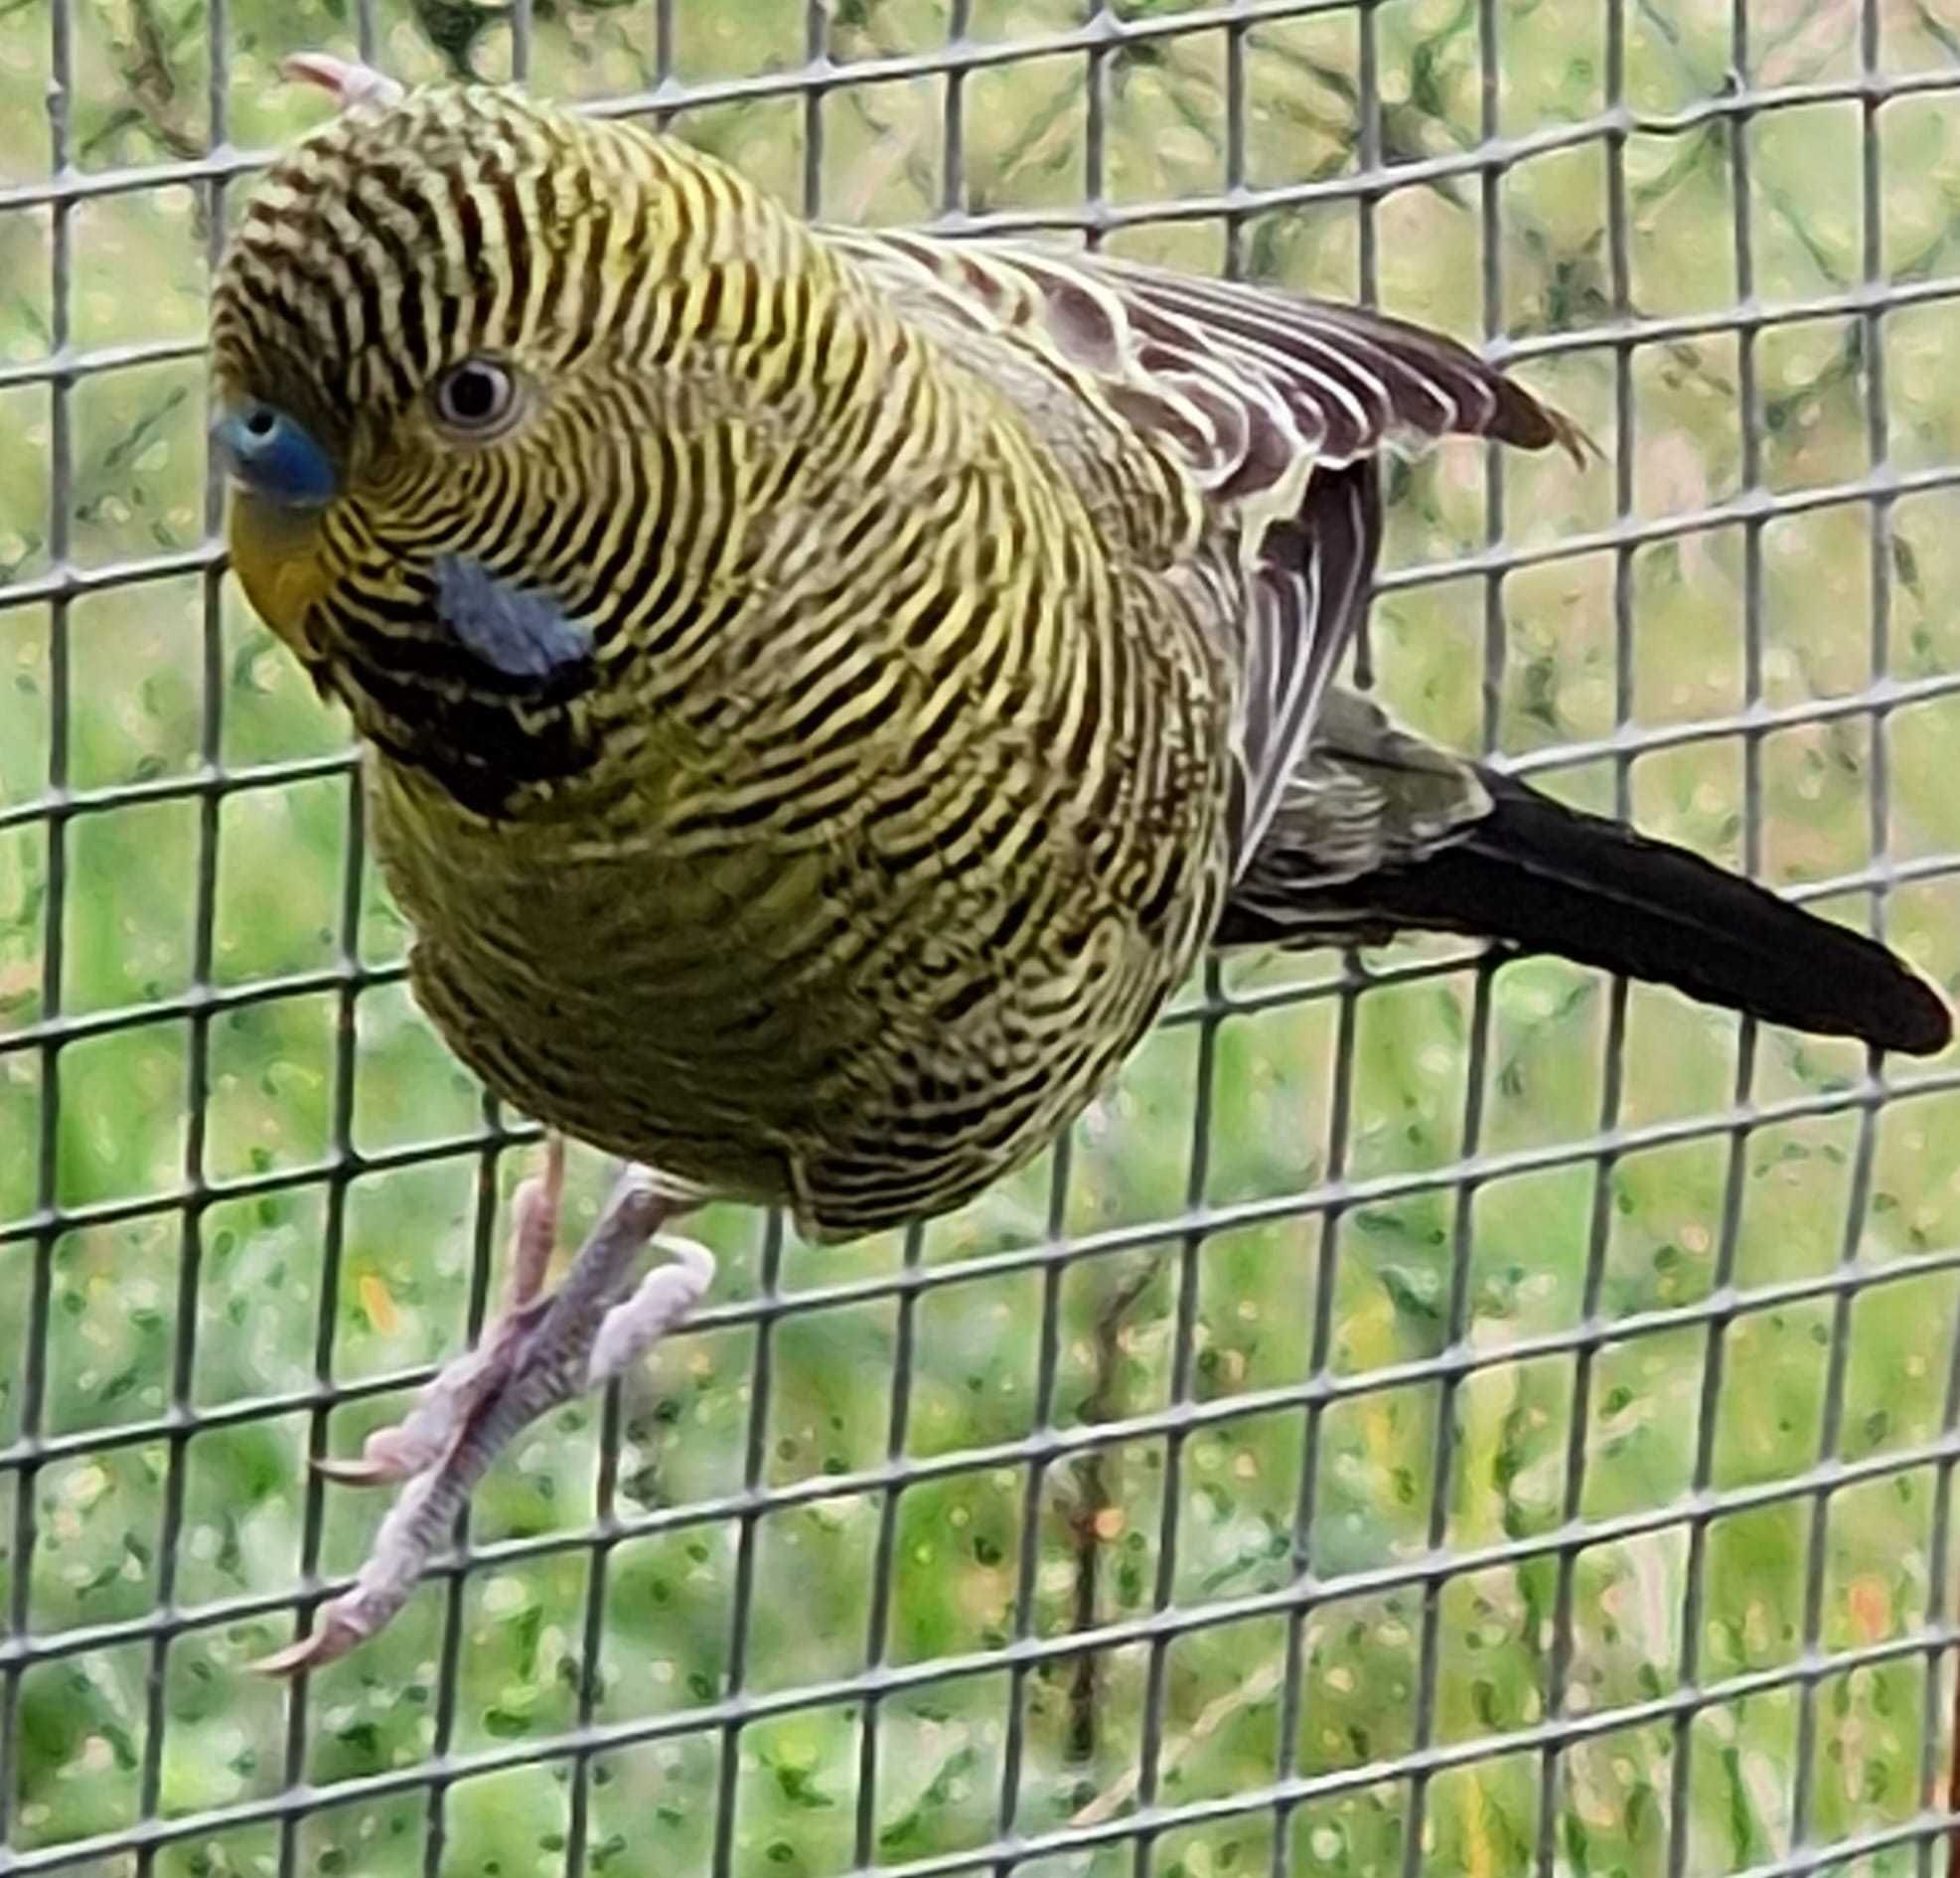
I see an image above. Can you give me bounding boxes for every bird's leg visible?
[256,1154,715,1676]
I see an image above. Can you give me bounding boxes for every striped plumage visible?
[213,82,1947,1246]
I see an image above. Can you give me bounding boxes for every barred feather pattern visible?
[212,83,1574,1236]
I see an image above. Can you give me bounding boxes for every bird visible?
[208,56,1951,1670]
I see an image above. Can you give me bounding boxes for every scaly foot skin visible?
[255,1147,715,1676]
[314,1135,570,1487]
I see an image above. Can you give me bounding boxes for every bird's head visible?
[210,61,790,815]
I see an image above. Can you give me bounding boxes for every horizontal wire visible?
[5,1192,1960,1504]
[1370,460,1960,594]
[5,4,1953,223]
[0,1593,1950,1875]
[6,1054,1959,1256]
[0,751,358,836]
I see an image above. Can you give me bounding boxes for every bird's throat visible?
[226,490,332,658]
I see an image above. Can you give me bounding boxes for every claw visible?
[250,1600,376,1677]
[310,1391,487,1487]
[280,52,405,110]
[311,1451,419,1487]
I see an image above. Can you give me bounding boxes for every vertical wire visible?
[132,5,231,1865]
[989,549,1081,1875]
[943,0,972,225]
[1128,7,1251,1863]
[1355,0,1379,303]
[1131,970,1223,1878]
[655,0,677,126]
[1348,0,1381,686]
[1221,3,1248,280]
[1399,1,1504,1867]
[566,1147,625,1878]
[421,0,537,1839]
[1084,1,1110,252]
[275,695,368,1878]
[1854,0,1895,1097]
[853,1223,926,1869]
[549,2,682,1865]
[1075,9,1115,1862]
[1220,9,1282,1868]
[1274,3,1381,1851]
[1787,100,1894,1824]
[421,1093,505,1878]
[1788,1077,1883,1847]
[708,1214,785,1878]
[1534,4,1633,1868]
[271,26,381,1869]
[1897,13,1960,1861]
[1400,971,1496,1878]
[1271,995,1361,1878]
[1918,1275,1960,1878]
[2,0,74,1846]
[512,0,534,82]
[1667,18,1764,1875]
[980,8,1121,1868]
[994,1144,1072,1877]
[803,0,829,225]
[1791,0,1897,1850]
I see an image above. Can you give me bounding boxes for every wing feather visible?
[820,228,1583,868]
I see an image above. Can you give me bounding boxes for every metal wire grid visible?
[0,0,1957,1873]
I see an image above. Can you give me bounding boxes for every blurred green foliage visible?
[1,0,1959,1874]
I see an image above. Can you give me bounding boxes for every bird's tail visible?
[1232,771,1952,1056]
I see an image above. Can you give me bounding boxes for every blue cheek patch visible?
[433,553,595,691]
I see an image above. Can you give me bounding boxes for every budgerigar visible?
[208,58,1950,1670]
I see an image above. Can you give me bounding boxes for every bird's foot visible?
[254,1143,713,1676]
[313,1136,572,1487]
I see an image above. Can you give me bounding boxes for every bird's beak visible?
[211,400,339,509]
[214,401,337,646]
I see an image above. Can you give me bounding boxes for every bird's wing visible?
[820,229,1583,868]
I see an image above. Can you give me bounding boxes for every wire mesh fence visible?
[2,0,1960,1873]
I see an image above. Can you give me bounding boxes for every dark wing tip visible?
[1488,376,1595,469]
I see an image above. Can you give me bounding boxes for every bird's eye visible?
[432,359,519,435]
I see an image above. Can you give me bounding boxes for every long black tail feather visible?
[1222,772,1952,1056]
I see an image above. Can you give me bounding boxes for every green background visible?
[2,0,1960,1872]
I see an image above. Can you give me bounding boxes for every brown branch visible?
[117,0,205,161]
[1063,1259,1160,1767]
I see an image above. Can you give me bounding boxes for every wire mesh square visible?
[1,0,1959,1874]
